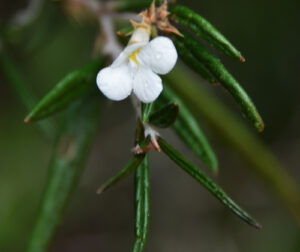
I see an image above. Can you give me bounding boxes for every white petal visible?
[133,67,163,103]
[137,36,178,75]
[96,65,133,101]
[112,42,146,68]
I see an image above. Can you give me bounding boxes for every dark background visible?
[0,0,300,251]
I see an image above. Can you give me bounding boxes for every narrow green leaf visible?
[149,102,179,128]
[97,155,146,195]
[174,38,217,84]
[114,0,160,12]
[175,32,264,132]
[170,5,245,61]
[158,84,218,172]
[166,66,300,226]
[142,102,155,123]
[158,138,261,229]
[133,154,150,252]
[24,57,106,123]
[27,94,101,252]
[117,26,134,37]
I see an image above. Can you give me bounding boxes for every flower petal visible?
[137,36,178,75]
[96,65,133,101]
[112,42,146,68]
[133,67,163,103]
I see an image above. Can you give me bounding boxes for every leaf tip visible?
[96,187,104,195]
[247,217,262,230]
[257,121,265,133]
[239,56,246,63]
[24,116,31,123]
[254,222,263,230]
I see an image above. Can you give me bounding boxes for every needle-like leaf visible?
[24,57,106,123]
[174,32,264,132]
[149,102,179,128]
[117,26,134,37]
[133,154,150,252]
[158,84,218,172]
[166,66,300,226]
[158,138,262,229]
[27,94,101,252]
[174,37,217,84]
[142,102,155,123]
[97,155,146,195]
[170,5,245,61]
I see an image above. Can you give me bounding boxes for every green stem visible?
[133,154,150,252]
[142,102,155,123]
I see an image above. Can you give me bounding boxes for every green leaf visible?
[149,102,179,128]
[142,102,155,122]
[158,138,261,229]
[158,84,218,172]
[24,57,106,123]
[170,5,245,61]
[166,66,300,225]
[174,32,264,132]
[174,38,217,84]
[115,0,160,12]
[27,94,101,252]
[133,154,150,252]
[117,26,134,37]
[97,155,146,195]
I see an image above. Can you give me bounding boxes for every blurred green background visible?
[1,0,300,251]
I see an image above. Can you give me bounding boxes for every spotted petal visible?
[133,67,163,103]
[96,65,133,101]
[137,36,178,75]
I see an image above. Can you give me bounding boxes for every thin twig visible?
[98,15,123,59]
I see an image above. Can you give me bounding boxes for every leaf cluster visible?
[1,1,300,252]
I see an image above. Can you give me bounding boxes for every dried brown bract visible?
[138,0,183,36]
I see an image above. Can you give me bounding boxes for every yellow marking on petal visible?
[129,48,141,65]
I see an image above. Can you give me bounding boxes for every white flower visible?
[96,31,177,103]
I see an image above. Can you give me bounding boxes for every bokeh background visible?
[1,0,300,251]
